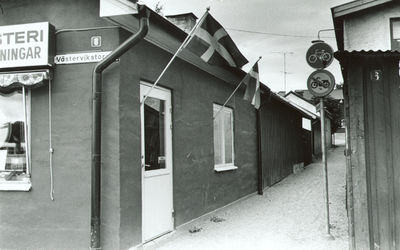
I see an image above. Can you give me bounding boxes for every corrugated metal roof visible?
[334,50,400,61]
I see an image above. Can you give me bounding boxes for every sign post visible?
[319,97,334,240]
[306,40,335,240]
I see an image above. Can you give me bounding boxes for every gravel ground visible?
[144,144,349,250]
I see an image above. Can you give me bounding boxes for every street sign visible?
[306,42,334,69]
[307,69,335,97]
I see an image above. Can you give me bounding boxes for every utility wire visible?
[226,28,334,38]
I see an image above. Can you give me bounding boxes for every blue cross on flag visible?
[184,12,248,68]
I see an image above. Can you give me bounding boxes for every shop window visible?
[391,18,400,51]
[213,104,237,172]
[0,90,31,191]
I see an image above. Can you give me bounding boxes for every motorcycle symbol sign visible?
[307,69,335,97]
[306,42,334,69]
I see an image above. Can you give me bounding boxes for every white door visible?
[140,84,173,242]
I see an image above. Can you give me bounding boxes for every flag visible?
[184,12,248,68]
[243,62,261,109]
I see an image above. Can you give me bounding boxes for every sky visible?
[140,0,351,93]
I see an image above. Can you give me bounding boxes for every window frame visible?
[390,18,400,51]
[213,104,237,172]
[0,89,32,191]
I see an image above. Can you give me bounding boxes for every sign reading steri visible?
[0,22,54,68]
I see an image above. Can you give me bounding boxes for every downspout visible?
[90,6,150,249]
[256,106,263,195]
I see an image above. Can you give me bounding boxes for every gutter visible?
[90,5,150,249]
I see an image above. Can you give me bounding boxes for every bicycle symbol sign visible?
[306,42,334,69]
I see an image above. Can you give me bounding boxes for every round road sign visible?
[307,69,335,97]
[306,42,334,69]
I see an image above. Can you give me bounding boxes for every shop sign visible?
[54,51,111,65]
[0,22,54,69]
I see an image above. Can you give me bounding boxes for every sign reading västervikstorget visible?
[0,22,55,69]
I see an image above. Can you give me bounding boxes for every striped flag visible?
[243,62,261,109]
[184,12,248,68]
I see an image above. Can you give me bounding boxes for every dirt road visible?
[144,145,349,250]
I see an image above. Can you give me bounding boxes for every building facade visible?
[0,1,312,249]
[332,1,400,249]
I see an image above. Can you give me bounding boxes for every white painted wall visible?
[344,5,400,51]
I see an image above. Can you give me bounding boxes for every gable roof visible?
[331,0,394,51]
[284,91,318,117]
[102,3,248,85]
[285,91,314,104]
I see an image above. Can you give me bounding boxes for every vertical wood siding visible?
[260,97,304,187]
[338,52,400,250]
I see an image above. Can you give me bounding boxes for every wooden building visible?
[0,1,312,249]
[284,91,332,157]
[332,0,400,249]
[259,92,315,186]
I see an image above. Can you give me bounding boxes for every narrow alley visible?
[144,145,349,250]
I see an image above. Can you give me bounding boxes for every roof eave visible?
[271,92,318,120]
[332,0,393,19]
[102,4,249,85]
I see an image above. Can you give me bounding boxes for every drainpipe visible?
[256,107,263,195]
[90,5,150,249]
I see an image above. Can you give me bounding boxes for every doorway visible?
[140,83,173,242]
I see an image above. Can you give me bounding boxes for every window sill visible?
[214,165,238,172]
[0,175,31,191]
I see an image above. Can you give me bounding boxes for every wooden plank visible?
[366,58,390,249]
[364,60,380,249]
[343,79,356,249]
[348,61,372,249]
[382,58,395,250]
[387,57,399,248]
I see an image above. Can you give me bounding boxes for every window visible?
[391,18,400,51]
[0,89,31,191]
[213,104,237,171]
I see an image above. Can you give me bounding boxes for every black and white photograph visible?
[0,1,398,249]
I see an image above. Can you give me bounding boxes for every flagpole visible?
[213,56,262,119]
[140,7,210,106]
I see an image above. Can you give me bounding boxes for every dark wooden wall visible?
[303,129,312,166]
[338,52,400,250]
[260,96,305,187]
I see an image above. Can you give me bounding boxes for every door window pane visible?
[144,97,166,171]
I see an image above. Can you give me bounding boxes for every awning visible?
[0,70,50,95]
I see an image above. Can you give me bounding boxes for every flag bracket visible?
[213,56,262,119]
[140,7,210,106]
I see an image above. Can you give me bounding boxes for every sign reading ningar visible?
[0,22,55,69]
